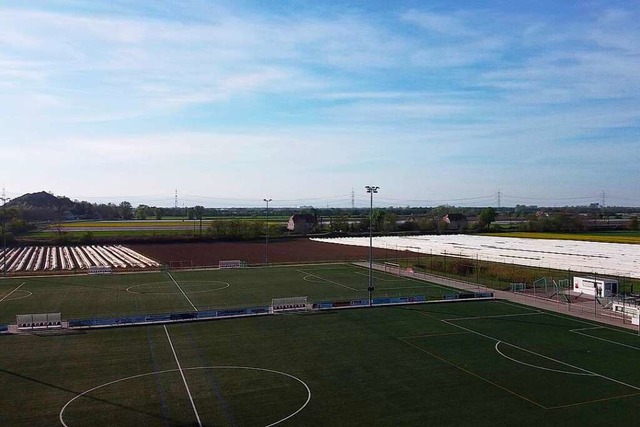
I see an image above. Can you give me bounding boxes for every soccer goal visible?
[510,283,526,292]
[384,262,401,275]
[219,260,245,269]
[271,296,309,313]
[88,265,112,275]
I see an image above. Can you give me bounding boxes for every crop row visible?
[0,245,161,272]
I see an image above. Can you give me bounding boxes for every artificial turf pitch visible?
[0,265,639,426]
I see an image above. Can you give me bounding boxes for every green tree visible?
[479,207,497,230]
[118,201,133,220]
[371,209,385,231]
[135,205,149,220]
[383,212,398,232]
[193,206,206,236]
[330,214,349,232]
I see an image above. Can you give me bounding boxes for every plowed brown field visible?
[129,238,395,267]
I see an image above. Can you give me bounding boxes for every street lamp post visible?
[365,186,379,306]
[263,198,272,266]
[1,196,8,277]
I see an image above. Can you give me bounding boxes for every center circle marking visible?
[126,281,230,294]
[59,366,311,427]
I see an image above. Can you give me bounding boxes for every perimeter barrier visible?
[57,293,493,330]
[314,292,492,310]
[68,306,270,328]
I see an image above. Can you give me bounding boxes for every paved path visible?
[361,262,639,332]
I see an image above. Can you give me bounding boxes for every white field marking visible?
[494,341,594,376]
[164,325,202,427]
[443,312,544,322]
[59,366,311,427]
[0,290,32,302]
[376,285,430,291]
[0,282,25,302]
[570,326,603,332]
[400,331,472,340]
[499,299,640,338]
[398,337,547,409]
[386,271,466,292]
[183,366,312,427]
[296,269,358,291]
[166,272,198,312]
[441,318,640,392]
[496,300,547,313]
[126,281,230,295]
[570,329,640,351]
[353,271,401,282]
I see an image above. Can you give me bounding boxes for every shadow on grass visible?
[0,367,184,425]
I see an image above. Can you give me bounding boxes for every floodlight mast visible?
[1,195,8,277]
[263,198,272,266]
[365,186,379,306]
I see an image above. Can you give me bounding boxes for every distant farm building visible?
[287,214,317,234]
[442,213,468,231]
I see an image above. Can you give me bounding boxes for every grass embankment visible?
[403,252,640,294]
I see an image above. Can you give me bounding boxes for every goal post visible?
[384,262,401,275]
[219,260,245,269]
[271,296,309,313]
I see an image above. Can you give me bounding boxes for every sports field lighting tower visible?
[1,194,9,277]
[365,186,379,306]
[263,198,272,266]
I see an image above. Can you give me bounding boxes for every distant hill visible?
[7,191,73,209]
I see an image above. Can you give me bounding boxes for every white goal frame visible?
[219,260,245,269]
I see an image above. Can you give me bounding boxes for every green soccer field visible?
[1,265,639,426]
[0,264,454,324]
[0,300,638,426]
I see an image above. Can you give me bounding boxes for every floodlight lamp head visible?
[365,186,379,193]
[263,198,272,202]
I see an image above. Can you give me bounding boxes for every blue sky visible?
[0,0,638,208]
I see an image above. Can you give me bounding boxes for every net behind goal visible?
[219,260,245,269]
[271,296,309,313]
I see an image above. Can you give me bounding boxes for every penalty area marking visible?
[297,269,358,291]
[570,328,640,351]
[0,282,25,303]
[0,289,32,302]
[494,341,593,376]
[353,271,401,282]
[126,281,230,295]
[441,318,640,393]
[59,366,312,427]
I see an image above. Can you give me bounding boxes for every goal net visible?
[384,262,401,275]
[219,260,245,269]
[89,265,113,275]
[271,296,309,313]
